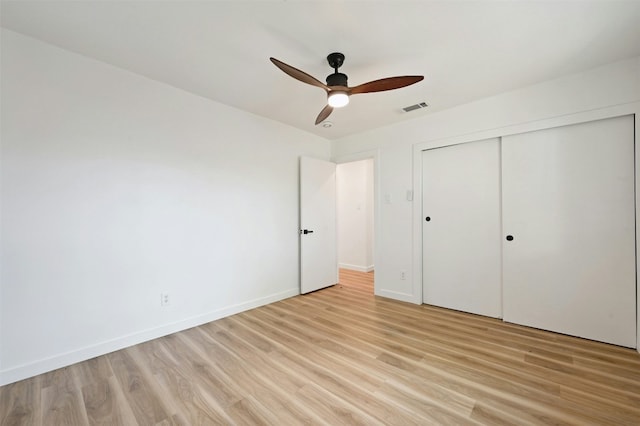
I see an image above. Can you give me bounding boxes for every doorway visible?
[336,158,375,293]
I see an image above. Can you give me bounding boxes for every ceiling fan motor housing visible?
[326,52,348,87]
[326,72,348,87]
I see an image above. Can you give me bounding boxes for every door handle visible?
[300,229,314,235]
[506,235,514,241]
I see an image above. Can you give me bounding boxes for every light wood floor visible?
[2,269,640,425]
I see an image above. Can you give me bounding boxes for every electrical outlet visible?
[161,292,170,307]
[400,270,406,280]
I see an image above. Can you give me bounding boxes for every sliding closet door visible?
[502,115,636,347]
[422,138,502,318]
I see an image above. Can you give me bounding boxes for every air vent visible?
[402,102,429,112]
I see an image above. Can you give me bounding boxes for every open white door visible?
[300,157,338,294]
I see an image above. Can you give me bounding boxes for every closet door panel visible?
[422,138,502,318]
[502,115,635,347]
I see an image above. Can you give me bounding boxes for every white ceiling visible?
[2,1,640,140]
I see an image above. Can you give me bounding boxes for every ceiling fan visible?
[270,52,424,125]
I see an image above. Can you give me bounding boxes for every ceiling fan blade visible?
[270,57,328,90]
[349,75,424,95]
[315,105,333,125]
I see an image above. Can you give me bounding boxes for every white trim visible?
[339,263,374,273]
[413,101,640,152]
[376,289,416,304]
[0,288,298,386]
[413,102,640,350]
[636,112,640,355]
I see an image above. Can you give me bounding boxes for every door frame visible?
[411,102,640,350]
[332,149,380,295]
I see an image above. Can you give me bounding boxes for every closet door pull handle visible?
[506,235,514,241]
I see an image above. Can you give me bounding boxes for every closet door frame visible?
[411,103,640,350]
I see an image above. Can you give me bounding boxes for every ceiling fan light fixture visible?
[270,53,424,124]
[328,91,349,108]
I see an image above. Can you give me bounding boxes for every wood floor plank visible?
[129,341,231,425]
[293,383,383,426]
[0,377,42,426]
[2,269,640,425]
[40,384,88,426]
[107,349,170,425]
[157,333,243,411]
[199,322,332,425]
[224,397,278,426]
[186,327,321,425]
[71,356,114,390]
[252,304,480,418]
[175,327,319,425]
[372,380,479,425]
[80,376,138,426]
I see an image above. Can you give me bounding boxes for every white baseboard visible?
[339,263,374,273]
[375,289,421,305]
[0,288,299,386]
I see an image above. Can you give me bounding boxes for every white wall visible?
[337,159,374,272]
[332,57,640,309]
[0,29,330,385]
